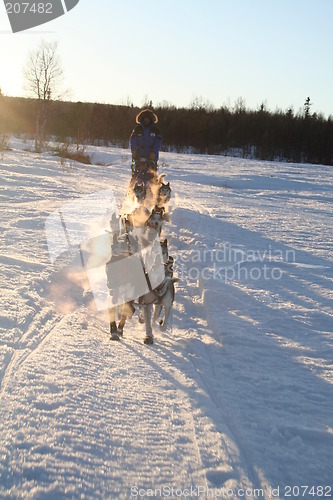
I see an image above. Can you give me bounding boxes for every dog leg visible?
[118,314,126,337]
[109,306,116,323]
[110,321,120,341]
[160,279,178,331]
[153,303,163,324]
[143,304,154,344]
[138,304,145,323]
[161,305,171,332]
[109,306,120,340]
[117,301,135,336]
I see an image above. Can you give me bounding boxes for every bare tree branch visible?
[23,40,65,151]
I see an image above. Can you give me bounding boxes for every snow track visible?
[0,309,254,498]
[0,140,332,498]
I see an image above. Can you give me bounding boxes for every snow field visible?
[0,138,332,498]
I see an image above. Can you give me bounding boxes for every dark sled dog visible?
[133,181,146,204]
[157,181,171,207]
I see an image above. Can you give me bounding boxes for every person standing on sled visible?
[130,109,162,182]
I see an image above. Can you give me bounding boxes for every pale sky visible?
[1,0,333,116]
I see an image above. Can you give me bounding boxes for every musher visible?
[130,109,162,182]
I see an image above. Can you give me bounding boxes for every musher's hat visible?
[136,109,158,124]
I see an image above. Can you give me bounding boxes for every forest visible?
[1,94,333,165]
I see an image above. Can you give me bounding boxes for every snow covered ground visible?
[0,138,332,499]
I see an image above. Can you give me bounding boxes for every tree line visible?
[1,40,332,165]
[1,94,333,165]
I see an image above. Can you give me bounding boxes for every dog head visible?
[159,182,171,200]
[133,181,146,203]
[146,206,166,233]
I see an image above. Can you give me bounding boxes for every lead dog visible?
[139,274,180,344]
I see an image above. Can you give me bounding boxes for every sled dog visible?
[133,181,146,204]
[147,206,170,235]
[140,274,180,341]
[157,181,171,207]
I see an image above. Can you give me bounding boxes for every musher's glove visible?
[132,150,137,159]
[148,152,155,161]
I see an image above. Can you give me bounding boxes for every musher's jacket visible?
[130,121,162,161]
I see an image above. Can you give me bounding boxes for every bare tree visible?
[24,40,64,151]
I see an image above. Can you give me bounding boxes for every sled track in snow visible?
[183,277,264,491]
[104,327,253,492]
[161,285,261,491]
[0,307,63,401]
[186,337,263,491]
